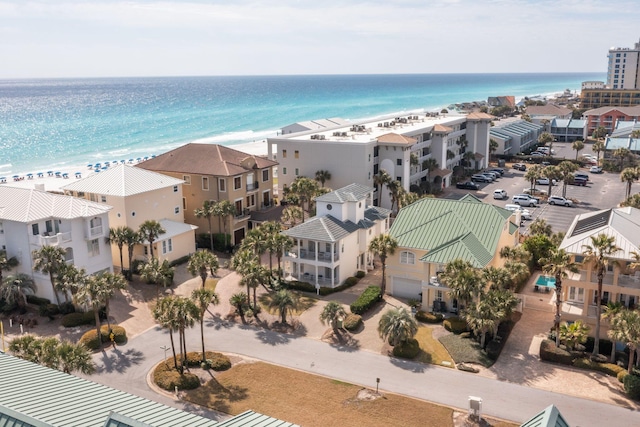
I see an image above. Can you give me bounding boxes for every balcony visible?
[88,225,103,238]
[30,232,72,246]
[590,271,614,285]
[234,209,251,221]
[246,182,259,191]
[287,250,339,263]
[618,273,640,289]
[290,273,336,287]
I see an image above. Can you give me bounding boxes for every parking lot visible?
[447,141,627,236]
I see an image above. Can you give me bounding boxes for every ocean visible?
[0,73,604,176]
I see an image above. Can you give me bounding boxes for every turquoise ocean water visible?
[0,73,604,176]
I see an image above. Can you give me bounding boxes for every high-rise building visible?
[607,38,640,89]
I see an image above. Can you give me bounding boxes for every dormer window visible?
[400,251,415,265]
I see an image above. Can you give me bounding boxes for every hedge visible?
[38,304,60,319]
[415,311,444,324]
[169,255,190,267]
[392,338,420,359]
[572,358,625,377]
[62,311,97,328]
[26,295,51,306]
[443,317,468,334]
[79,325,127,350]
[177,351,231,371]
[285,276,361,296]
[624,374,640,400]
[355,271,366,279]
[350,286,382,315]
[618,370,629,383]
[343,314,362,331]
[153,361,200,391]
[584,337,613,356]
[539,339,576,365]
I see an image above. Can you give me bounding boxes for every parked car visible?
[456,181,480,190]
[589,166,603,174]
[536,178,557,186]
[513,163,527,171]
[493,189,508,200]
[512,195,539,207]
[482,171,499,180]
[488,168,505,176]
[541,161,551,167]
[523,187,547,196]
[548,196,574,207]
[504,204,533,220]
[570,177,588,186]
[530,152,544,157]
[575,173,589,181]
[515,193,540,203]
[471,174,492,183]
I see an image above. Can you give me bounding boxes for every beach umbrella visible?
[87,164,93,168]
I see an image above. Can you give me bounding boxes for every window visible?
[202,177,209,191]
[246,194,255,207]
[234,176,242,190]
[162,239,173,254]
[282,149,287,158]
[87,239,100,257]
[400,251,415,265]
[32,223,39,235]
[396,176,401,182]
[219,178,226,192]
[173,185,178,193]
[247,174,254,190]
[397,159,402,166]
[568,286,584,303]
[374,146,379,157]
[262,169,269,182]
[182,198,186,209]
[295,150,299,159]
[183,175,191,185]
[295,168,299,176]
[235,199,243,215]
[174,206,180,214]
[282,167,287,175]
[574,255,584,263]
[101,195,107,203]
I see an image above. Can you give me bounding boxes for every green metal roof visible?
[216,410,299,427]
[0,352,217,427]
[390,195,513,268]
[520,404,570,427]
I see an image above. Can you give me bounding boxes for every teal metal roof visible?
[520,404,570,427]
[605,137,632,150]
[390,195,513,268]
[0,352,217,427]
[216,411,299,427]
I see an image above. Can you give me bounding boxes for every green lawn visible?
[414,326,455,367]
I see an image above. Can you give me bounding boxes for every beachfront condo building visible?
[0,186,113,303]
[267,112,492,209]
[281,183,390,288]
[137,143,278,247]
[62,164,197,271]
[385,195,519,311]
[558,207,640,331]
[607,39,640,90]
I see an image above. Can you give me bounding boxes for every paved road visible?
[88,319,640,426]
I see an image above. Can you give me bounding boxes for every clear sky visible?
[0,0,637,79]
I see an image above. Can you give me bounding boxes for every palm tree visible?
[537,132,553,155]
[281,205,304,228]
[260,221,282,274]
[212,200,236,248]
[373,170,392,206]
[572,140,585,160]
[377,307,418,347]
[174,296,199,372]
[32,245,67,306]
[614,147,631,170]
[191,288,219,362]
[123,228,141,280]
[608,308,640,374]
[489,139,498,162]
[583,233,621,356]
[272,233,293,278]
[464,298,501,349]
[9,335,95,375]
[138,220,166,259]
[440,259,481,311]
[524,165,543,191]
[481,266,510,291]
[229,292,249,323]
[139,258,174,297]
[559,320,589,351]
[194,200,217,251]
[621,167,639,199]
[289,177,320,221]
[621,193,640,208]
[315,170,331,187]
[94,272,127,332]
[108,226,132,274]
[592,139,606,163]
[557,160,579,198]
[232,248,267,308]
[320,301,348,335]
[1,273,36,311]
[368,234,398,295]
[603,301,625,362]
[387,180,402,213]
[542,165,561,196]
[0,250,19,284]
[187,250,219,288]
[55,339,96,374]
[269,289,298,324]
[73,275,109,350]
[56,264,86,303]
[592,126,607,141]
[529,218,552,237]
[153,296,180,370]
[541,248,579,346]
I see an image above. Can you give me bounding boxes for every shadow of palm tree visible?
[254,329,290,346]
[389,356,427,373]
[185,377,248,415]
[96,348,145,374]
[328,331,360,352]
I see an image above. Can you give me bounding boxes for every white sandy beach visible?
[0,140,271,193]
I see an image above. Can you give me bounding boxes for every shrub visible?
[61,311,96,328]
[443,317,468,334]
[169,255,190,266]
[415,311,444,324]
[38,304,60,319]
[177,351,231,371]
[131,259,145,276]
[343,314,362,331]
[539,339,575,365]
[355,271,366,279]
[153,362,200,391]
[572,358,625,377]
[584,337,613,356]
[58,302,76,315]
[26,295,51,306]
[618,370,629,384]
[285,281,316,293]
[392,338,420,359]
[343,277,359,287]
[350,286,382,315]
[79,325,127,350]
[624,374,640,400]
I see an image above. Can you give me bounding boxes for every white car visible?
[590,166,603,174]
[536,178,557,186]
[512,195,538,207]
[493,189,508,200]
[504,204,533,220]
[548,196,573,207]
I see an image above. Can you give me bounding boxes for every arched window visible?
[400,251,415,265]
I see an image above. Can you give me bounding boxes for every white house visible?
[0,186,113,303]
[281,183,390,288]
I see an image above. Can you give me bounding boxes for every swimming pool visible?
[535,275,556,288]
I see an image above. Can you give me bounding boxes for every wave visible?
[191,128,280,145]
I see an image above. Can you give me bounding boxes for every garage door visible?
[391,278,422,300]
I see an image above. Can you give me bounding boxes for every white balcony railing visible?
[89,225,103,237]
[29,232,72,246]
